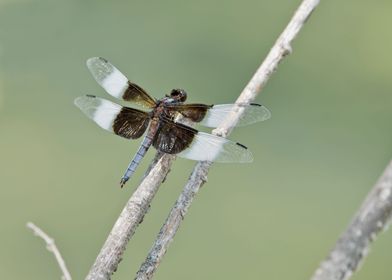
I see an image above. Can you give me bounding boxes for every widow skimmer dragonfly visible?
[75,57,271,187]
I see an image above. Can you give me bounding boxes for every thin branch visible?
[85,153,176,280]
[135,161,211,280]
[135,0,321,279]
[27,222,72,280]
[310,160,392,280]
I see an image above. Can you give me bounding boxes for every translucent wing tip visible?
[260,105,272,121]
[86,57,128,99]
[235,142,254,163]
[177,131,254,163]
[74,95,121,131]
[86,56,107,70]
[74,95,97,117]
[249,103,272,122]
[74,95,87,109]
[86,57,113,83]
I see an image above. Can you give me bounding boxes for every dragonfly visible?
[75,57,271,187]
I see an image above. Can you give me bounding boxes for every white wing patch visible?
[74,95,121,132]
[86,57,129,99]
[177,132,253,163]
[200,104,271,128]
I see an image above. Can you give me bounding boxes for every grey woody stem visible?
[135,0,321,279]
[310,160,392,280]
[85,153,176,280]
[27,222,72,280]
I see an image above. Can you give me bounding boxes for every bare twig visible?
[85,153,176,280]
[310,160,392,280]
[27,222,72,280]
[135,0,321,279]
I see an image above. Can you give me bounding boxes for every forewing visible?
[166,103,270,128]
[201,103,271,127]
[86,57,157,108]
[165,104,212,122]
[74,95,150,139]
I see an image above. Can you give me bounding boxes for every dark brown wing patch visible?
[113,107,150,139]
[165,103,213,122]
[153,119,197,154]
[122,82,157,108]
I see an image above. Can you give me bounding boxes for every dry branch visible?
[135,0,321,279]
[310,160,392,280]
[85,153,176,280]
[27,222,72,280]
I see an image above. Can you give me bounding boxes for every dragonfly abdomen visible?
[120,134,154,187]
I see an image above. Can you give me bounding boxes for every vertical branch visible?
[135,161,211,280]
[85,153,176,280]
[311,160,392,280]
[27,222,72,280]
[135,0,321,279]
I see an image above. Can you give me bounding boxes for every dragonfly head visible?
[169,88,187,102]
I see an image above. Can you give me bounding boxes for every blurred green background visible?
[1,0,391,279]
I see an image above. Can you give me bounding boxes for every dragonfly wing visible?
[177,132,253,163]
[152,119,196,154]
[152,118,253,163]
[200,103,271,128]
[74,95,150,139]
[164,103,212,122]
[86,57,156,108]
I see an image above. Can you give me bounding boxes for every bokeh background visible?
[1,0,391,279]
